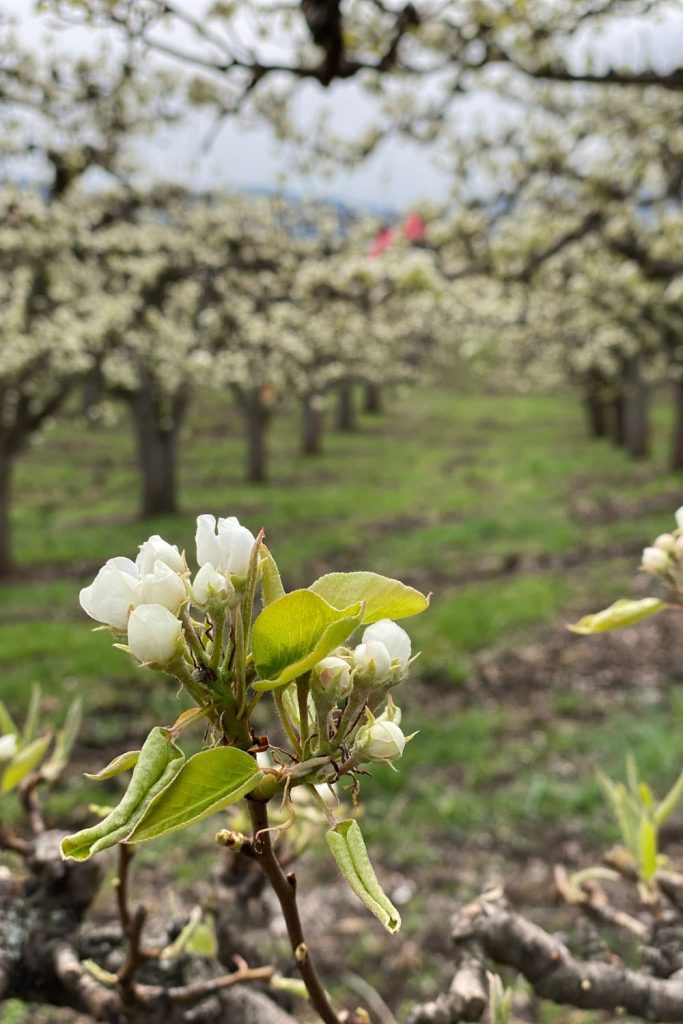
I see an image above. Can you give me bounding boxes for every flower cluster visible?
[79,515,417,769]
[641,507,683,587]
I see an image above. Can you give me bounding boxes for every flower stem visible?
[247,799,341,1024]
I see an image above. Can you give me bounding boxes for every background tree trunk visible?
[301,395,324,455]
[672,380,683,471]
[242,390,271,484]
[363,382,383,414]
[336,381,356,432]
[610,392,627,447]
[584,391,608,439]
[0,448,14,579]
[623,357,650,459]
[130,389,185,518]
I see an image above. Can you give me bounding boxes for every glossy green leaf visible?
[326,819,401,934]
[568,597,663,635]
[260,544,285,605]
[61,727,184,861]
[252,590,362,691]
[310,571,429,624]
[128,746,262,843]
[1,733,52,793]
[84,748,141,781]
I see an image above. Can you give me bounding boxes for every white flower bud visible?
[362,620,411,670]
[311,656,353,702]
[654,533,676,553]
[136,535,185,576]
[0,733,18,762]
[127,604,183,665]
[376,697,402,726]
[352,640,392,685]
[676,507,683,531]
[136,560,187,612]
[192,563,233,607]
[79,557,139,630]
[354,715,406,763]
[195,514,256,576]
[642,546,669,574]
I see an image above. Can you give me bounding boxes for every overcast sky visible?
[6,1,683,211]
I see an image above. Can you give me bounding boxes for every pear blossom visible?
[136,535,185,576]
[135,560,187,612]
[195,514,255,576]
[352,640,392,686]
[192,563,233,607]
[654,533,676,553]
[311,656,353,702]
[362,620,411,671]
[642,546,669,575]
[79,557,140,630]
[353,714,406,763]
[0,733,18,762]
[676,507,683,532]
[127,604,183,665]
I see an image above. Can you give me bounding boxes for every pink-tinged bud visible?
[311,656,353,702]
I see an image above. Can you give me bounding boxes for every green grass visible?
[2,386,683,866]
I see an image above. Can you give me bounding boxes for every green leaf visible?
[83,749,141,781]
[1,733,52,793]
[261,544,285,605]
[310,571,429,624]
[43,698,82,782]
[639,817,658,881]
[127,746,262,843]
[23,685,41,744]
[326,819,401,934]
[252,590,363,691]
[655,768,683,826]
[0,700,18,738]
[568,598,664,635]
[61,727,185,861]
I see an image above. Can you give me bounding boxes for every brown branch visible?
[452,894,683,1022]
[247,798,342,1024]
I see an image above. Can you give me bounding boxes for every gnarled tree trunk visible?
[240,389,271,484]
[301,395,324,455]
[129,387,186,518]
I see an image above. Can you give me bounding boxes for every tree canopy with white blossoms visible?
[69,514,430,1022]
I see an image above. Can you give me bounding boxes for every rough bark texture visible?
[363,383,383,415]
[301,395,325,455]
[672,380,683,471]
[0,448,13,579]
[130,387,186,518]
[336,381,356,432]
[623,358,650,459]
[584,392,608,439]
[610,392,627,447]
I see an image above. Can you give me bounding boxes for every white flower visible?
[0,733,18,762]
[642,546,669,574]
[192,563,232,607]
[79,557,139,630]
[311,656,353,701]
[127,604,184,665]
[136,535,185,576]
[352,640,392,685]
[195,514,256,576]
[654,533,676,553]
[354,715,406,763]
[676,507,683,531]
[362,619,411,669]
[136,560,187,613]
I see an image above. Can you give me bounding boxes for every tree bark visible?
[623,357,650,459]
[336,381,356,432]
[242,390,271,484]
[672,380,683,471]
[610,392,627,447]
[0,448,14,579]
[363,382,383,415]
[584,391,608,439]
[129,389,185,518]
[301,395,325,455]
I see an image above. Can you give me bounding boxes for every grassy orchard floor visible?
[3,389,683,934]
